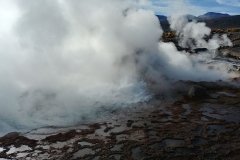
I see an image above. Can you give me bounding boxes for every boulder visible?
[187,85,207,99]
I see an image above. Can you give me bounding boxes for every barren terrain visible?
[1,32,240,160]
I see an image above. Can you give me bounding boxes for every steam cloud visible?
[168,15,232,49]
[0,0,235,135]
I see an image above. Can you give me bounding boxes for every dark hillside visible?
[158,15,240,31]
[203,15,240,29]
[198,12,230,19]
[156,15,167,21]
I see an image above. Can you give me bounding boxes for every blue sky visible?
[148,0,240,16]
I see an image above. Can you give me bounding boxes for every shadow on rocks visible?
[187,85,208,100]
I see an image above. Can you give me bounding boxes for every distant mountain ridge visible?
[155,12,240,31]
[198,12,230,19]
[156,12,231,22]
[156,15,167,21]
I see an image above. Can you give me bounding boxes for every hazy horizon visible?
[147,0,240,16]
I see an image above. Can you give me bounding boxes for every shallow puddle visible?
[218,92,238,97]
[201,107,213,113]
[159,115,173,122]
[132,120,151,127]
[222,115,240,122]
[112,154,121,159]
[204,153,216,159]
[93,156,100,160]
[207,124,230,134]
[116,134,128,141]
[174,146,200,155]
[110,125,126,133]
[193,126,202,133]
[131,147,147,159]
[201,107,222,119]
[38,153,49,159]
[148,130,158,139]
[17,153,29,158]
[67,148,74,153]
[174,147,191,155]
[208,135,217,140]
[24,125,89,140]
[163,151,175,156]
[72,148,95,159]
[162,139,184,147]
[7,145,32,155]
[111,144,123,151]
[52,141,66,148]
[201,103,240,122]
[192,136,207,145]
[36,145,50,150]
[216,147,228,153]
[201,117,209,121]
[151,139,184,148]
[32,150,42,156]
[95,126,110,137]
[78,141,93,146]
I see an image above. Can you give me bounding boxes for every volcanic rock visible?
[1,132,20,139]
[187,85,207,99]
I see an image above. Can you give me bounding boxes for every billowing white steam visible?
[0,0,235,135]
[168,15,232,49]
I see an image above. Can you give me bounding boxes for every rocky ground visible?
[1,32,240,160]
[1,80,240,160]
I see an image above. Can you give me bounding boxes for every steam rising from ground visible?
[168,15,232,49]
[0,0,235,135]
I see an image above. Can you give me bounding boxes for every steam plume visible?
[0,0,235,135]
[168,15,232,49]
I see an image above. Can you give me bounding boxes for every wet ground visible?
[1,79,240,159]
